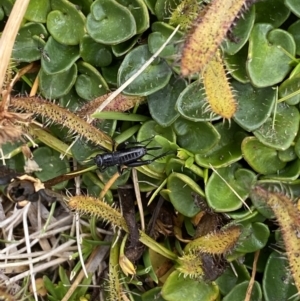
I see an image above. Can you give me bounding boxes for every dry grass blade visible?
[245,250,260,301]
[0,0,30,90]
[132,168,145,231]
[22,204,38,301]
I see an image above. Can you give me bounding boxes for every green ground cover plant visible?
[1,0,300,300]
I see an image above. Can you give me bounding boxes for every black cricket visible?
[94,138,169,174]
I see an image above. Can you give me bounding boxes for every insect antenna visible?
[142,146,162,151]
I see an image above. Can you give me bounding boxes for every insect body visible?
[94,140,168,174]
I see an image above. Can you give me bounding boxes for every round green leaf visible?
[229,210,266,224]
[101,61,121,86]
[277,160,300,182]
[12,22,48,62]
[263,251,299,301]
[247,24,296,87]
[41,36,80,74]
[137,171,164,192]
[39,64,77,98]
[59,88,86,111]
[242,137,286,174]
[250,182,278,219]
[0,7,4,20]
[223,281,262,301]
[0,0,14,16]
[24,0,51,23]
[99,165,131,189]
[75,61,109,101]
[86,0,136,45]
[244,245,272,274]
[195,121,248,168]
[143,0,156,14]
[285,181,300,201]
[115,0,149,34]
[148,31,181,59]
[236,222,270,253]
[82,173,113,204]
[46,123,71,147]
[111,35,140,57]
[288,20,300,55]
[278,146,297,162]
[206,163,256,212]
[33,147,70,190]
[68,0,92,15]
[294,133,300,159]
[165,158,200,180]
[215,262,250,296]
[224,43,250,83]
[222,5,255,55]
[262,159,300,181]
[137,120,176,174]
[71,138,99,165]
[118,45,172,96]
[167,173,204,217]
[290,63,300,79]
[148,76,186,127]
[162,270,219,301]
[155,0,181,22]
[285,0,300,17]
[228,209,259,222]
[254,103,299,150]
[47,0,85,45]
[1,141,25,172]
[176,81,222,122]
[279,74,300,105]
[142,287,164,301]
[80,35,112,67]
[173,118,220,154]
[149,32,171,58]
[254,0,290,27]
[148,22,183,58]
[232,80,276,131]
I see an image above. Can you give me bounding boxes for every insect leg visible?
[99,166,107,172]
[145,146,162,151]
[118,165,124,174]
[116,141,129,150]
[124,151,172,167]
[116,136,155,150]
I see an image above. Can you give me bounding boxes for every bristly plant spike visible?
[0,63,33,147]
[181,0,247,76]
[169,0,200,32]
[10,97,113,150]
[251,186,300,293]
[202,51,237,120]
[176,252,204,279]
[184,225,241,254]
[108,240,123,301]
[177,225,241,279]
[67,196,129,232]
[76,92,145,119]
